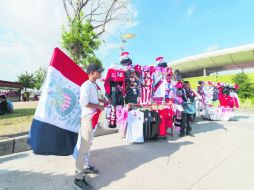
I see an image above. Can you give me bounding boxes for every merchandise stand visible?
[197,81,239,121]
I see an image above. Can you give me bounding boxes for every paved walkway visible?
[1,112,254,190]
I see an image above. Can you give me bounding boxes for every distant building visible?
[169,44,254,77]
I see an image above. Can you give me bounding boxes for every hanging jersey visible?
[104,69,126,96]
[126,110,144,143]
[158,108,174,136]
[152,68,167,98]
[125,68,141,104]
[140,66,154,104]
[150,110,160,140]
[134,64,142,76]
[110,81,124,106]
[125,87,140,104]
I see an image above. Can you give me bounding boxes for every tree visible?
[34,67,47,90]
[18,71,35,90]
[61,16,101,68]
[232,72,254,99]
[63,0,132,38]
[61,0,133,68]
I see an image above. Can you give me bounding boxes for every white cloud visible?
[186,6,195,17]
[0,0,138,81]
[207,44,220,52]
[98,0,139,56]
[0,0,65,81]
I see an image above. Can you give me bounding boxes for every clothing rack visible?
[127,103,173,111]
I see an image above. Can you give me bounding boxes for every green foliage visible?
[61,16,101,69]
[17,71,35,90]
[232,72,254,99]
[251,97,254,106]
[34,67,47,90]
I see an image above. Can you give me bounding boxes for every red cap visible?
[121,52,129,56]
[155,56,164,62]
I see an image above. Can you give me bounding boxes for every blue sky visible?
[1,0,254,81]
[100,0,254,67]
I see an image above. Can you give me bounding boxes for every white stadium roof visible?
[169,44,254,77]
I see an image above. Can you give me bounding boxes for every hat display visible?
[120,52,132,66]
[155,56,168,68]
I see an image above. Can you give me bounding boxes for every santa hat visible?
[120,52,132,66]
[120,52,129,60]
[155,56,164,63]
[234,84,239,90]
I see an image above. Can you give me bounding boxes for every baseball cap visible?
[86,63,104,74]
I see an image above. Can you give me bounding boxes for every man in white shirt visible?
[74,63,104,190]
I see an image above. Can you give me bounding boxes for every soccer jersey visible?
[125,68,141,104]
[152,67,167,98]
[104,68,126,96]
[110,81,124,106]
[126,110,144,143]
[140,66,154,104]
[158,108,174,136]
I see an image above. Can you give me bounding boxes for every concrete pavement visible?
[1,112,254,190]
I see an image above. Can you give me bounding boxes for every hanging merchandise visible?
[100,52,198,143]
[116,105,128,137]
[219,84,240,108]
[197,81,239,121]
[152,66,167,103]
[108,105,116,128]
[140,66,155,105]
[125,66,141,104]
[165,67,174,100]
[104,68,126,106]
[155,56,168,68]
[141,108,160,140]
[142,109,152,140]
[149,110,160,140]
[158,108,174,137]
[120,52,133,66]
[126,109,144,143]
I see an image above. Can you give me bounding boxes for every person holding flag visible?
[74,63,105,190]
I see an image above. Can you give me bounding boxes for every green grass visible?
[0,108,35,139]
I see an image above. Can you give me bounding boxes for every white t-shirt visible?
[80,80,99,118]
[126,110,144,143]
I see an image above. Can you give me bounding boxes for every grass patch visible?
[0,108,35,139]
